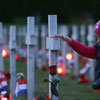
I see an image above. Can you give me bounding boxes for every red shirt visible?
[69,39,96,59]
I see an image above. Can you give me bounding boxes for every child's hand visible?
[51,34,64,40]
[51,34,72,43]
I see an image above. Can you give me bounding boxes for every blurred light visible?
[58,62,66,75]
[2,49,7,57]
[58,68,63,74]
[66,52,73,60]
[4,98,7,100]
[15,54,19,60]
[0,94,8,100]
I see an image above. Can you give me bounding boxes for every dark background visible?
[0,0,100,24]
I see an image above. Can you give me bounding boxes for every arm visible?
[69,39,96,59]
[51,34,96,59]
[51,34,72,43]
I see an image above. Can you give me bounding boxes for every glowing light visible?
[66,52,73,60]
[15,54,19,60]
[58,68,63,74]
[0,94,8,100]
[2,49,7,57]
[4,98,7,100]
[57,62,66,75]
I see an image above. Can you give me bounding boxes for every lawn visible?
[4,57,100,100]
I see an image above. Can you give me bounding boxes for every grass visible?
[4,57,100,100]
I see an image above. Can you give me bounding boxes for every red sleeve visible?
[69,39,96,59]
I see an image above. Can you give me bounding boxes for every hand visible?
[51,34,72,43]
